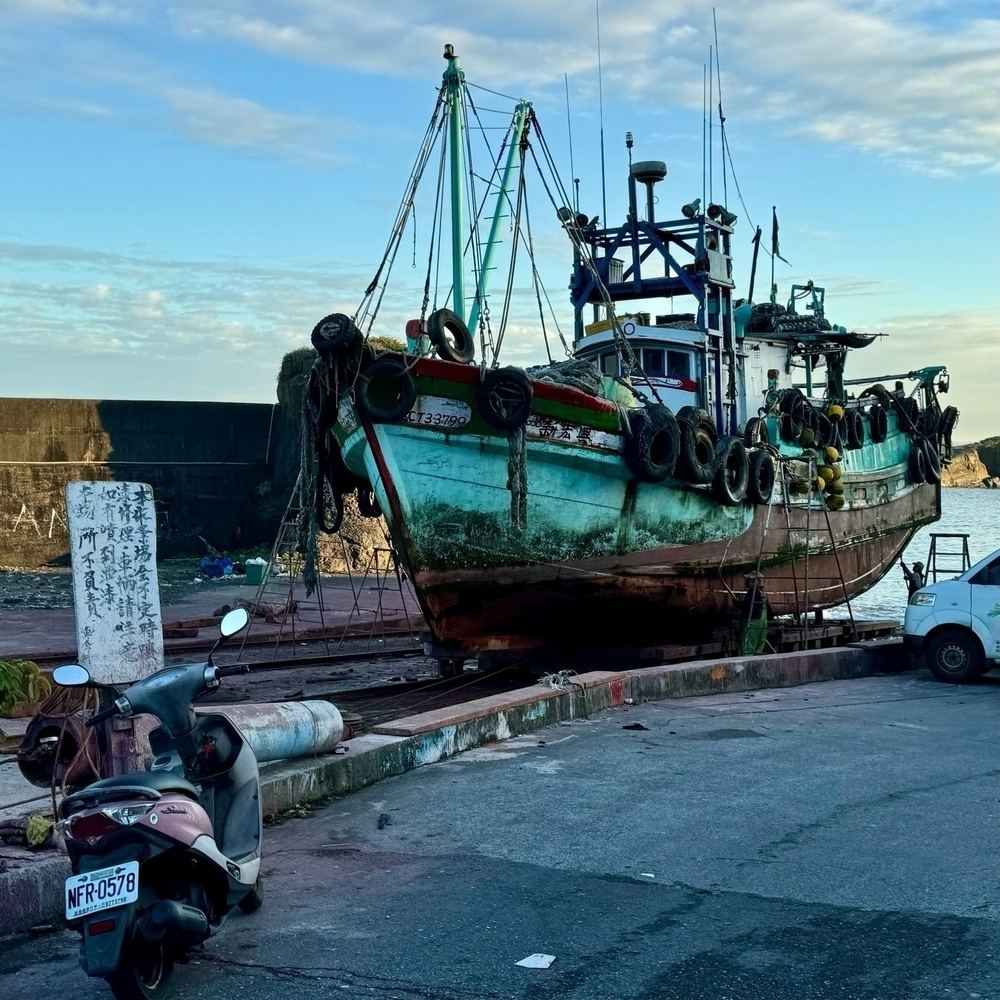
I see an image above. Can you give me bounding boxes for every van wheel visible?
[926,629,983,683]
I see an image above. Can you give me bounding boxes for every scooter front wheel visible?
[105,933,174,999]
[237,873,264,914]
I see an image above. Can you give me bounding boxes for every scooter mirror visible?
[219,606,251,638]
[52,664,91,687]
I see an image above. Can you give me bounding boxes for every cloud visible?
[158,84,351,164]
[2,1,995,173]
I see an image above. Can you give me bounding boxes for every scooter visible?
[53,607,263,999]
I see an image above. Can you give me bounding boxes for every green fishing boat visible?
[303,46,958,667]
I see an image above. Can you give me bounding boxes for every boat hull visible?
[411,483,938,653]
[334,359,940,655]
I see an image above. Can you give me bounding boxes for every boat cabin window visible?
[599,353,618,376]
[643,349,665,376]
[667,350,691,380]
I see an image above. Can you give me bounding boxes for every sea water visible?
[831,488,1000,622]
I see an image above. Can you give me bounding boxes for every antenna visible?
[708,44,713,206]
[713,9,729,208]
[596,0,607,230]
[565,73,578,212]
[702,63,707,212]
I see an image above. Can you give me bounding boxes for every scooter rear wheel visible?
[105,934,173,999]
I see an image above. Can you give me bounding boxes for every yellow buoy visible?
[792,479,811,495]
[824,446,840,463]
[817,465,835,482]
[812,475,827,492]
[827,404,844,421]
[826,494,846,511]
[799,428,816,446]
[828,479,845,495]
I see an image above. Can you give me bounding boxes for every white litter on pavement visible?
[515,954,556,969]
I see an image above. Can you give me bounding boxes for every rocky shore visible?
[942,436,1000,488]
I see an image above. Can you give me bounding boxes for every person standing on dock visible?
[739,572,772,656]
[900,559,925,598]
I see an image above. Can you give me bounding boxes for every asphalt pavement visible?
[1,671,997,1000]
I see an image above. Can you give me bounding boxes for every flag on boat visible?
[772,207,789,264]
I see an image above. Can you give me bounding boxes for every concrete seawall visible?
[0,398,288,566]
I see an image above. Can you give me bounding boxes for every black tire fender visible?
[869,404,888,443]
[921,437,942,485]
[356,358,417,422]
[713,436,749,506]
[311,313,362,355]
[742,416,770,449]
[625,405,681,483]
[426,308,475,364]
[779,390,806,421]
[938,405,959,454]
[675,405,718,444]
[845,408,865,450]
[677,421,717,485]
[908,442,927,483]
[306,366,334,429]
[357,487,382,518]
[780,412,805,443]
[476,367,533,431]
[746,449,776,505]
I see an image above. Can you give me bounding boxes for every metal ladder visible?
[925,533,971,582]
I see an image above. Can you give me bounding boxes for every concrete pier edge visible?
[0,639,905,938]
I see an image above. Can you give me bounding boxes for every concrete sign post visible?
[66,481,164,775]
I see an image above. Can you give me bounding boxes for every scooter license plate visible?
[65,861,139,920]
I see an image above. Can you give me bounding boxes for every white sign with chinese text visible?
[66,482,164,685]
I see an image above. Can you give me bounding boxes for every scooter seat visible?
[61,770,200,817]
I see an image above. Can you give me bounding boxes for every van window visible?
[667,350,691,379]
[643,349,665,376]
[971,555,1000,586]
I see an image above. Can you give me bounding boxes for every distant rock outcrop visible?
[942,437,1000,488]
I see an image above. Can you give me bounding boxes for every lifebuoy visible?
[869,404,888,443]
[921,438,942,485]
[625,405,681,483]
[426,308,475,364]
[746,450,775,505]
[356,358,418,422]
[477,367,533,431]
[845,408,865,450]
[742,416,769,449]
[311,313,362,355]
[713,436,749,506]
[908,443,927,483]
[677,421,717,485]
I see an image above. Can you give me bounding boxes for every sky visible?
[1,0,997,442]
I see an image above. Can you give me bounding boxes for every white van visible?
[903,547,1000,682]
